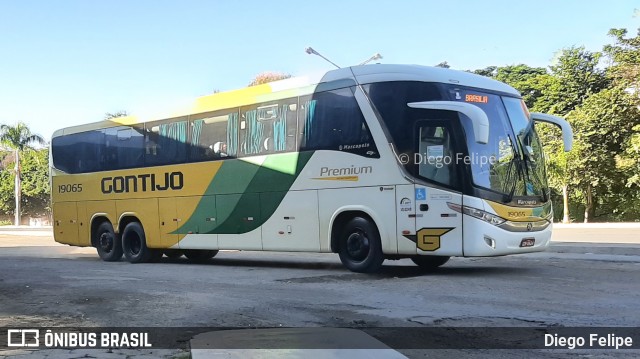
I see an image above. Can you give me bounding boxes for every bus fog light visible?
[484,236,496,249]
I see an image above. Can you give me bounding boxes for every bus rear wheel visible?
[411,256,450,270]
[183,250,218,262]
[122,222,158,264]
[95,221,122,262]
[338,217,384,273]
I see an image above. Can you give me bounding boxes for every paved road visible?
[1,229,639,358]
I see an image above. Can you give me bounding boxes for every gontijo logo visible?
[101,172,183,194]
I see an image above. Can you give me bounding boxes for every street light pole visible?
[359,53,383,66]
[305,47,341,69]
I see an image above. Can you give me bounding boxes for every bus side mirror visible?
[407,101,489,144]
[530,112,573,152]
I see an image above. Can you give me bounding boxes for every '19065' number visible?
[58,184,82,193]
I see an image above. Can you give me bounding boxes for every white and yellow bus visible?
[50,64,573,273]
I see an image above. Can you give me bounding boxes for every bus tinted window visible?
[51,130,104,173]
[299,87,377,156]
[364,81,442,158]
[103,126,145,170]
[144,117,189,166]
[190,109,239,161]
[239,98,298,157]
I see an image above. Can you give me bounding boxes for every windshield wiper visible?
[514,132,549,202]
[504,134,523,203]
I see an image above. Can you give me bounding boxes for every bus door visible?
[412,119,463,256]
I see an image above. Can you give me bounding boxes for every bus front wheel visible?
[411,256,450,270]
[95,221,122,262]
[338,217,384,273]
[122,222,158,264]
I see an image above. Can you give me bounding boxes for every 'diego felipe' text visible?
[413,153,496,169]
[545,333,633,349]
[43,330,151,348]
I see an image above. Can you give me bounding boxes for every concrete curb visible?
[553,223,640,228]
[0,225,52,232]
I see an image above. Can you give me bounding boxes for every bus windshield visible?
[364,81,548,203]
[451,88,548,201]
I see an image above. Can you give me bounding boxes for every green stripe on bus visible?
[174,151,314,235]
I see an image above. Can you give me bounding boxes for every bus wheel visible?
[164,250,183,259]
[121,222,154,264]
[338,217,384,273]
[411,256,450,270]
[95,221,122,262]
[183,250,218,262]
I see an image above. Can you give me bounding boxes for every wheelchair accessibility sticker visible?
[415,188,426,201]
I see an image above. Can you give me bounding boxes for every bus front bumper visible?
[462,217,553,256]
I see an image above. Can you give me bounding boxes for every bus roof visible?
[52,64,520,138]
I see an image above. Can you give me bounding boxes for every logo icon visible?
[526,223,533,231]
[7,329,39,347]
[416,228,453,251]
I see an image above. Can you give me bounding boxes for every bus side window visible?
[52,130,104,173]
[299,87,377,157]
[239,97,297,157]
[144,117,189,166]
[190,109,239,161]
[103,126,145,170]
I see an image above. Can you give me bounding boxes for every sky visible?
[0,0,639,141]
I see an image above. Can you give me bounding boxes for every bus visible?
[50,64,573,273]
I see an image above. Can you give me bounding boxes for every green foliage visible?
[471,31,640,222]
[104,111,129,120]
[567,86,640,220]
[547,46,610,115]
[0,122,45,150]
[248,72,291,86]
[0,149,50,218]
[494,64,548,109]
[0,122,47,222]
[20,148,50,217]
[604,28,640,88]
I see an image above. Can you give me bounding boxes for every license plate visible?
[520,238,535,247]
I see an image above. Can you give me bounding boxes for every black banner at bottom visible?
[1,327,639,350]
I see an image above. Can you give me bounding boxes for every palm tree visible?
[0,123,45,225]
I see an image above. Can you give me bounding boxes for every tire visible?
[164,250,183,259]
[411,256,450,270]
[121,222,155,264]
[95,221,122,262]
[337,217,384,273]
[183,250,218,262]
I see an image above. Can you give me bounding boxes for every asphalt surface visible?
[0,227,639,358]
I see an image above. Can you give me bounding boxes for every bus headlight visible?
[447,203,506,226]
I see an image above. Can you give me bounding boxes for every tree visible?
[494,64,548,109]
[547,46,609,115]
[604,28,640,90]
[435,61,450,68]
[0,123,45,225]
[20,148,50,218]
[472,66,497,78]
[248,72,291,86]
[104,111,128,120]
[567,86,640,221]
